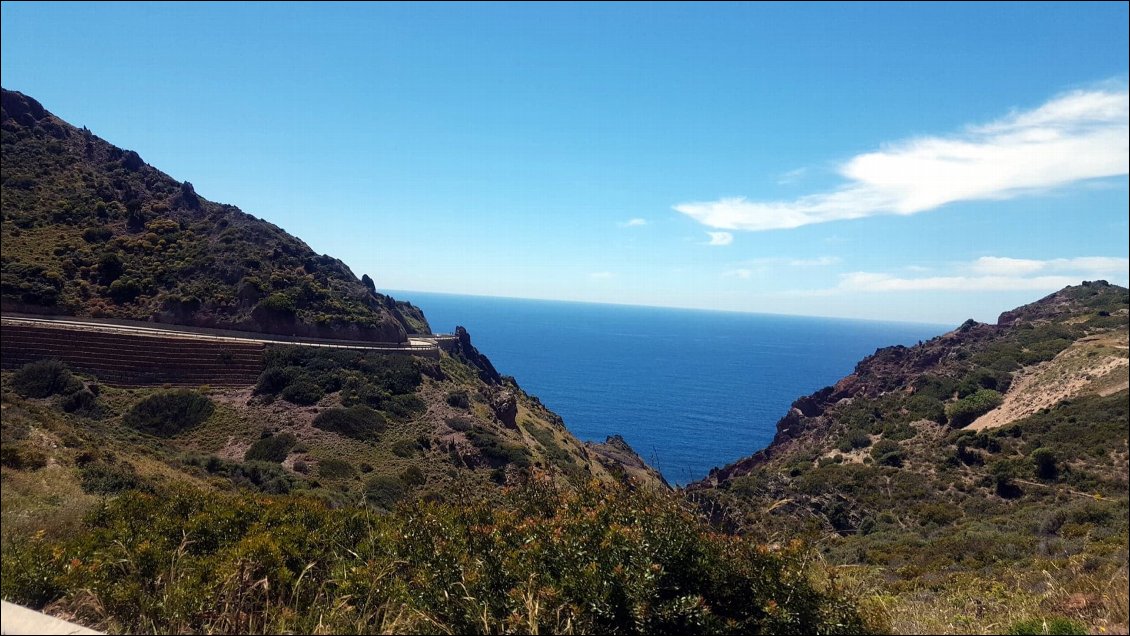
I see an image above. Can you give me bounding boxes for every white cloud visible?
[837,272,1079,293]
[777,167,808,185]
[971,255,1129,276]
[675,87,1129,232]
[788,256,841,267]
[723,268,753,279]
[589,271,614,279]
[809,254,1128,294]
[705,231,733,246]
[736,256,841,268]
[970,256,1047,276]
[619,218,648,227]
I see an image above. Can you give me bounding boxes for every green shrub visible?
[11,359,82,398]
[313,406,387,442]
[384,393,425,420]
[467,428,531,468]
[365,474,407,509]
[254,366,293,395]
[400,465,426,486]
[122,390,214,437]
[281,380,323,405]
[445,390,470,409]
[391,439,418,457]
[1006,617,1087,635]
[81,226,113,243]
[905,394,946,424]
[1030,447,1058,480]
[255,292,296,316]
[244,433,297,463]
[60,389,101,417]
[946,389,1003,427]
[0,482,873,634]
[317,458,356,479]
[80,462,149,494]
[0,445,48,470]
[446,416,473,432]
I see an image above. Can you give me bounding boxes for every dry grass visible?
[823,554,1130,635]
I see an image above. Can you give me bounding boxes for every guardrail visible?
[1,314,447,352]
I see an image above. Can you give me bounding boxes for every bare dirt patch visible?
[968,332,1129,431]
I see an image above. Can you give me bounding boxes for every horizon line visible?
[383,287,958,330]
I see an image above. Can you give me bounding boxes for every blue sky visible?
[2,2,1127,325]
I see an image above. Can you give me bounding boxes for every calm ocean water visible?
[396,291,948,485]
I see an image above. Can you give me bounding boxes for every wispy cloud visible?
[837,273,1081,293]
[732,256,841,268]
[705,231,733,246]
[589,271,614,279]
[776,167,809,185]
[971,256,1129,276]
[807,255,1128,294]
[618,218,648,228]
[675,86,1129,232]
[722,256,840,280]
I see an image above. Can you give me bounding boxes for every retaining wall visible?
[1,323,266,387]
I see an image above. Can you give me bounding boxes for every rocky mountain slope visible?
[688,281,1129,633]
[1,93,858,636]
[1,88,427,341]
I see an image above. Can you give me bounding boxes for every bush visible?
[255,293,296,317]
[313,406,387,442]
[365,474,407,509]
[400,465,426,486]
[384,393,425,420]
[317,458,356,479]
[1030,447,1058,480]
[122,390,214,437]
[254,366,293,395]
[446,416,473,432]
[82,226,113,243]
[0,445,48,470]
[946,389,1003,427]
[905,394,946,424]
[80,462,149,494]
[281,381,323,406]
[0,482,873,634]
[467,428,531,468]
[445,390,470,409]
[1006,617,1087,635]
[244,433,297,463]
[60,389,101,417]
[11,359,82,398]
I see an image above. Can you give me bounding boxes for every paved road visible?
[0,315,453,353]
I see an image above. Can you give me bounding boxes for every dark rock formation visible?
[450,326,501,385]
[490,388,518,428]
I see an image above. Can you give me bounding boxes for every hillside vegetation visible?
[689,281,1130,634]
[1,88,427,341]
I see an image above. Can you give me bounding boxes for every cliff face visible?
[1,88,421,342]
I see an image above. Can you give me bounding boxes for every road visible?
[0,314,453,353]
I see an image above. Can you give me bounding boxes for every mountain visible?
[0,86,666,503]
[688,281,1129,633]
[0,88,867,635]
[1,88,427,341]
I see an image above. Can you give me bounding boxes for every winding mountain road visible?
[0,314,453,352]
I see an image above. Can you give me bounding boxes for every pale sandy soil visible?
[967,332,1129,431]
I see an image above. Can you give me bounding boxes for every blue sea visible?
[396,291,948,485]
